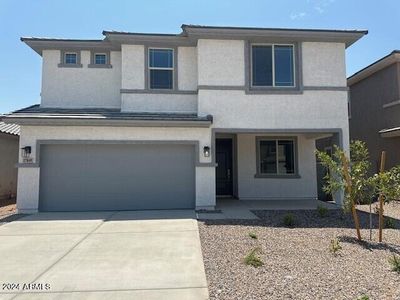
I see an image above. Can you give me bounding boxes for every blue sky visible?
[1,0,399,114]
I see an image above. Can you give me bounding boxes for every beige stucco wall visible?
[236,134,317,200]
[39,40,347,115]
[196,40,346,88]
[302,42,346,87]
[0,133,18,199]
[41,50,122,108]
[199,90,349,129]
[119,45,198,112]
[121,94,197,113]
[178,47,198,90]
[16,126,215,212]
[121,45,145,89]
[197,39,245,86]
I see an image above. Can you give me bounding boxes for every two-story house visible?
[349,50,400,173]
[3,25,366,213]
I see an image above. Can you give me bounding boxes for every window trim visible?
[255,136,300,178]
[58,50,82,68]
[245,41,302,94]
[250,43,296,88]
[88,50,112,68]
[145,46,177,91]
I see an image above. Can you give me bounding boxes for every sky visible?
[0,0,399,114]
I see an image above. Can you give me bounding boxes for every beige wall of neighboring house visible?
[0,132,19,200]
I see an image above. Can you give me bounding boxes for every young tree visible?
[317,141,400,242]
[370,164,400,242]
[316,140,373,241]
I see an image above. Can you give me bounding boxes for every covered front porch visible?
[212,129,345,208]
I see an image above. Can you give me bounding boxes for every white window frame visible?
[250,43,296,88]
[148,47,174,90]
[94,52,107,65]
[64,52,78,64]
[257,137,297,176]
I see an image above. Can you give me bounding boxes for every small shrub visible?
[248,232,258,239]
[357,295,369,300]
[329,237,342,255]
[283,213,295,227]
[385,218,396,229]
[244,247,263,267]
[317,205,329,218]
[388,254,400,273]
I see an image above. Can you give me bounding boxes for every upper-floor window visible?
[251,45,295,87]
[95,53,107,65]
[148,48,174,89]
[88,51,111,68]
[59,50,82,68]
[64,52,77,64]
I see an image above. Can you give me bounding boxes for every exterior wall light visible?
[21,146,32,159]
[203,146,210,157]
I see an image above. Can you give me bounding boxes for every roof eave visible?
[103,31,195,46]
[348,51,400,86]
[21,37,118,55]
[181,25,367,48]
[2,116,212,128]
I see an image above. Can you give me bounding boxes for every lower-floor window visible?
[257,138,296,175]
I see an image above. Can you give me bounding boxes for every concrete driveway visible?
[0,210,209,299]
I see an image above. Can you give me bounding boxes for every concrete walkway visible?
[0,210,208,300]
[197,198,339,220]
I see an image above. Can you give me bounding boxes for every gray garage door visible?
[39,143,195,211]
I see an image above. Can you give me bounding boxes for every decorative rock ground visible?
[199,201,400,300]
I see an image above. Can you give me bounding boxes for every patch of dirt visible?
[0,198,16,217]
[0,198,18,225]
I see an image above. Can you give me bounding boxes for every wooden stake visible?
[341,152,362,241]
[378,151,386,243]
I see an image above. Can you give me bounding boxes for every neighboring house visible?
[3,25,366,213]
[348,50,400,173]
[0,121,19,200]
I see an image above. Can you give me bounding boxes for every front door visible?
[216,139,233,196]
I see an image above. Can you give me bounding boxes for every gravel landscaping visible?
[199,201,400,300]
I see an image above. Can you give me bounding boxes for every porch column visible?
[195,166,216,210]
[332,128,350,207]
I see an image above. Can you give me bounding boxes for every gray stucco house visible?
[0,121,19,201]
[349,50,400,173]
[3,25,366,213]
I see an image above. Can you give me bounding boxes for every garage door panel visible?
[39,144,195,211]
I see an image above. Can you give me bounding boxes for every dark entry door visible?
[216,139,233,196]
